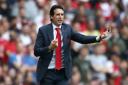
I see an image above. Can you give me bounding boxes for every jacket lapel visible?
[46,23,53,42]
[61,24,66,47]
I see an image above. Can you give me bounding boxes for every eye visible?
[57,14,60,16]
[56,13,64,16]
[61,14,64,16]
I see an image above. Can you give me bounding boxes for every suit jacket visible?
[34,23,98,82]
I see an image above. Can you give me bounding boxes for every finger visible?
[108,24,112,32]
[52,40,57,44]
[54,39,58,46]
[108,26,111,32]
[55,39,58,42]
[105,24,111,32]
[54,39,58,43]
[51,41,58,48]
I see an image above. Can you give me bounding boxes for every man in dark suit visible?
[34,5,111,85]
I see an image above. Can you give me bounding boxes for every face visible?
[51,8,64,26]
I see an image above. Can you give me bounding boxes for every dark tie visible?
[55,28,62,70]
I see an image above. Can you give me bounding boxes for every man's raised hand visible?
[48,39,58,50]
[100,23,112,40]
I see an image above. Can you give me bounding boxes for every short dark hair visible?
[49,5,64,20]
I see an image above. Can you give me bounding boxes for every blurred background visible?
[0,0,128,85]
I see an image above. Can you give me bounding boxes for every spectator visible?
[69,65,84,85]
[73,46,92,85]
[110,53,122,85]
[88,44,108,85]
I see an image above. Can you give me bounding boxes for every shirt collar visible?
[52,23,61,30]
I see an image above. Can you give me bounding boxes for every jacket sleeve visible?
[34,28,50,57]
[70,27,99,44]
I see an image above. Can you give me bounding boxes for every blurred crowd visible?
[0,0,128,85]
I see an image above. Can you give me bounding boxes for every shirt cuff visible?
[96,36,101,42]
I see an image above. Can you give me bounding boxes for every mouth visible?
[58,20,63,22]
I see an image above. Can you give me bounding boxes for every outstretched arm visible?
[71,24,112,44]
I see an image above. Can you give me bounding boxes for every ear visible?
[50,16,53,20]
